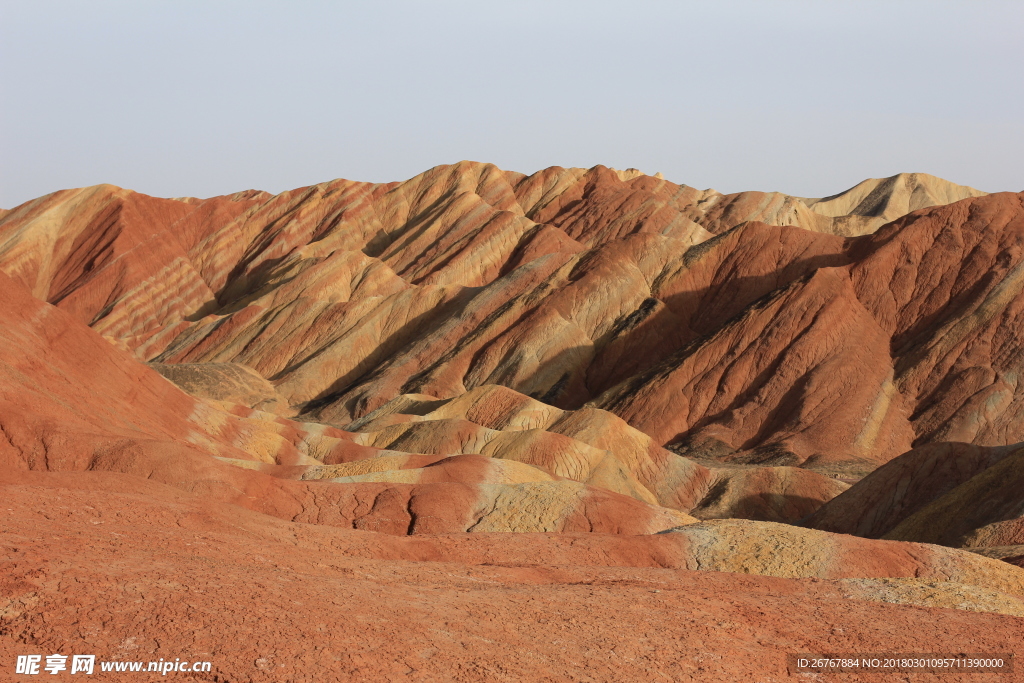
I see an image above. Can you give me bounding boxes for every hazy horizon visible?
[2,1,1022,208]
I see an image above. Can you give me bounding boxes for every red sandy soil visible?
[2,470,1021,683]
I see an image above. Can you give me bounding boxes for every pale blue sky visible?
[2,1,1022,208]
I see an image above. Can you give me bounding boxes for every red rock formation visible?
[690,466,849,522]
[0,264,847,532]
[849,193,1024,449]
[2,167,1013,475]
[595,266,915,466]
[597,192,1024,467]
[3,166,1021,473]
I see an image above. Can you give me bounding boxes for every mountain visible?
[0,164,1012,477]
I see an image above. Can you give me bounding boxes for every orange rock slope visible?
[2,163,1024,680]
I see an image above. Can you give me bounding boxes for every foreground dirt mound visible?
[2,472,1022,682]
[1,165,1014,471]
[807,442,1024,548]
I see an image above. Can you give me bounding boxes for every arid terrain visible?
[2,163,1023,681]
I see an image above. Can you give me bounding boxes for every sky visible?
[2,1,1022,208]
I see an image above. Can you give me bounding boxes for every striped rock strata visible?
[0,165,1007,474]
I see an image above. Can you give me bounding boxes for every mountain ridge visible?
[0,164,1016,473]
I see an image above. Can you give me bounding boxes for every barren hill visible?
[2,164,1014,471]
[2,164,1023,681]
